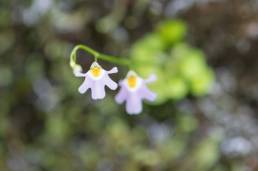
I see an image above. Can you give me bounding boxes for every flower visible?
[74,62,118,100]
[115,71,156,114]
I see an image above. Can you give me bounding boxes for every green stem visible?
[70,44,131,70]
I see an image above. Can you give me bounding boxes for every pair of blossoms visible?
[74,61,156,114]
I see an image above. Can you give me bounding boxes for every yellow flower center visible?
[127,75,137,88]
[91,66,102,77]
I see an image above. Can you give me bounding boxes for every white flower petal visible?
[115,85,128,104]
[145,74,157,83]
[107,67,118,74]
[78,76,92,94]
[125,93,143,114]
[91,80,106,100]
[104,75,118,90]
[139,86,156,101]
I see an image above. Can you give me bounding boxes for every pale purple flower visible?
[115,71,156,114]
[74,62,118,100]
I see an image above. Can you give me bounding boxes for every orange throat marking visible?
[127,75,137,88]
[91,66,102,77]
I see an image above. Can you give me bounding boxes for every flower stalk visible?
[70,44,131,71]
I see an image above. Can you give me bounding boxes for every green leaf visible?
[157,20,187,45]
[179,50,206,80]
[130,33,165,66]
[166,77,188,100]
[190,68,214,96]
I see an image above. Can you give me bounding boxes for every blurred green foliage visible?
[0,0,255,170]
[130,20,214,103]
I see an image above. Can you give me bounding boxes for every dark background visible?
[0,0,258,170]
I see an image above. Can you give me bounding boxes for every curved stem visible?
[70,44,131,71]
